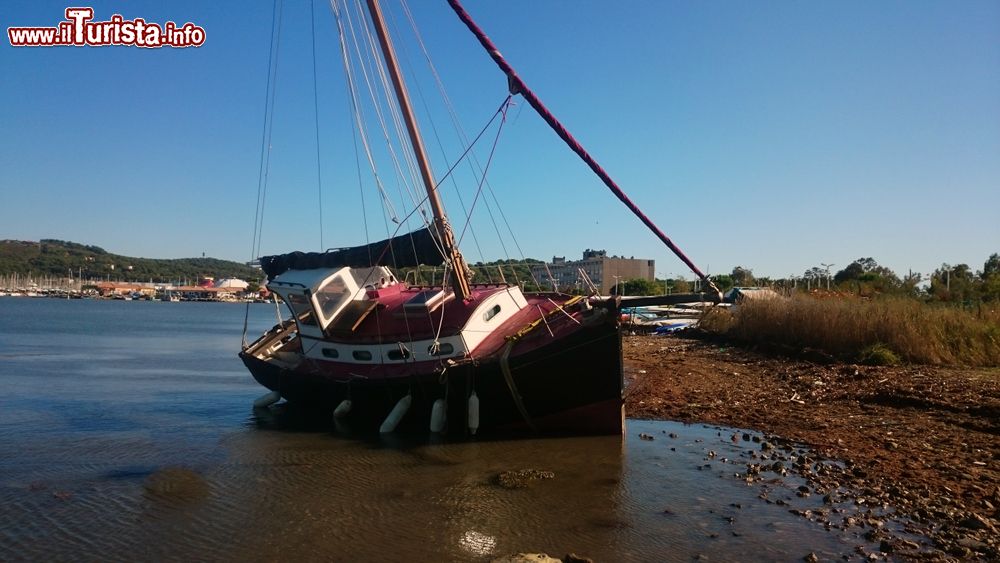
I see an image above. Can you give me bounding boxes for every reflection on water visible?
[0,299,869,561]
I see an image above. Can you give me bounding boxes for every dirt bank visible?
[624,333,1000,560]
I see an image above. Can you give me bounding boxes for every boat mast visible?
[365,0,472,300]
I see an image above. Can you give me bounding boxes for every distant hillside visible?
[0,239,261,282]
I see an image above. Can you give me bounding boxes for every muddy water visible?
[0,299,874,561]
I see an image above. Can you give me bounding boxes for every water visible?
[0,298,869,561]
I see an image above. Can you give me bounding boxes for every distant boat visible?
[240,0,719,436]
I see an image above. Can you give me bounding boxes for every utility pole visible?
[821,263,834,291]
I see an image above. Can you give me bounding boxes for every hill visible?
[0,239,261,283]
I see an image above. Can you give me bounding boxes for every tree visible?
[929,263,978,302]
[832,257,900,294]
[613,278,662,296]
[673,276,691,294]
[711,274,734,291]
[984,253,1000,277]
[834,262,865,285]
[731,266,753,287]
[803,267,826,289]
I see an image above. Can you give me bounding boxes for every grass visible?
[699,295,1000,367]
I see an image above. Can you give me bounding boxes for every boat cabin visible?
[264,264,531,366]
[267,266,396,339]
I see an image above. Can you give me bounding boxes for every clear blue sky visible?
[2,0,998,280]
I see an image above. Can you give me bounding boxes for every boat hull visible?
[240,318,623,436]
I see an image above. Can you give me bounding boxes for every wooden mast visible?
[365,0,472,300]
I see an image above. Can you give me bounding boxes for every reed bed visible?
[700,295,1000,367]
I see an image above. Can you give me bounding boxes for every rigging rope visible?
[385,4,491,278]
[310,0,325,251]
[243,0,284,347]
[330,0,401,225]
[446,0,722,298]
[346,0,427,223]
[399,0,542,290]
[456,97,512,248]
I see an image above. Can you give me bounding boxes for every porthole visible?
[484,304,501,322]
[428,343,454,357]
[352,350,372,361]
[387,348,411,361]
[321,348,339,359]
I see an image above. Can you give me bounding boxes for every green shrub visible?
[857,343,901,366]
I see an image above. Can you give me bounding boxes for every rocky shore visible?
[624,333,999,561]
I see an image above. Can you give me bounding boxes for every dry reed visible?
[699,295,1000,367]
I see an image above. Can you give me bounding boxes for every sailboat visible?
[240,0,720,435]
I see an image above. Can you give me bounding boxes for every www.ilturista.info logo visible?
[8,7,205,48]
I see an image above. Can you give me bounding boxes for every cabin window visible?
[386,347,411,361]
[352,350,372,361]
[428,342,454,356]
[286,293,317,326]
[321,348,339,359]
[484,304,501,322]
[315,275,351,322]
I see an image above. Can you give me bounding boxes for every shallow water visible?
[0,298,871,561]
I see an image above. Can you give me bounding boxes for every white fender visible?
[379,394,412,433]
[468,391,480,435]
[333,399,352,419]
[430,398,447,433]
[252,390,281,408]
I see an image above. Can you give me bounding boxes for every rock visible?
[946,544,972,558]
[958,513,990,530]
[956,537,989,552]
[495,469,555,489]
[803,553,818,563]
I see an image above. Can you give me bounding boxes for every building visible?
[530,249,655,294]
[94,282,155,298]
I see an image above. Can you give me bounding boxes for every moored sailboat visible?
[240,0,719,436]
